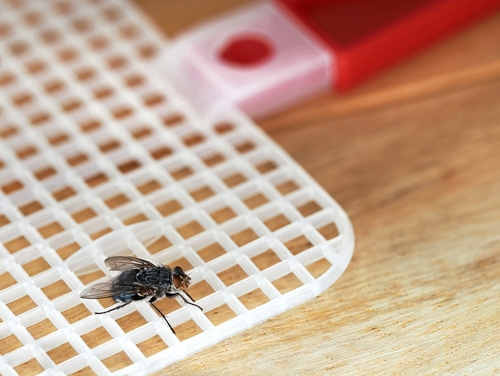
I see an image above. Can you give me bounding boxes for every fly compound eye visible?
[173,266,189,289]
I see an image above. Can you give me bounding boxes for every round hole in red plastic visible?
[219,35,272,67]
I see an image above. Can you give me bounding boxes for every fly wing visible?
[80,281,117,299]
[104,256,156,271]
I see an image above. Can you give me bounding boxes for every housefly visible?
[80,256,202,334]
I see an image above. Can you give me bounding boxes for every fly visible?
[79,256,202,334]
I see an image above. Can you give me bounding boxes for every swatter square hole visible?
[41,280,71,300]
[105,193,130,209]
[138,43,158,59]
[69,366,96,376]
[61,303,92,324]
[16,145,38,159]
[175,320,203,342]
[31,111,52,126]
[0,334,22,355]
[231,228,259,247]
[79,118,101,132]
[297,201,322,217]
[189,186,215,202]
[90,227,112,240]
[235,140,256,154]
[7,295,37,315]
[264,214,291,232]
[0,70,15,86]
[75,264,105,285]
[305,258,332,279]
[12,91,33,106]
[98,139,120,153]
[185,280,215,301]
[170,165,194,180]
[137,179,161,195]
[56,242,80,260]
[146,236,172,254]
[117,159,141,174]
[47,342,79,364]
[124,73,145,88]
[150,146,173,160]
[93,85,114,99]
[317,222,340,240]
[72,207,97,223]
[142,92,165,107]
[0,124,19,138]
[243,193,268,209]
[272,273,303,295]
[26,59,47,75]
[81,327,113,348]
[255,160,278,174]
[123,213,148,225]
[67,152,89,166]
[85,172,108,187]
[27,318,57,340]
[103,7,123,21]
[167,257,193,273]
[202,152,225,167]
[183,133,205,147]
[176,221,204,239]
[210,206,236,224]
[152,295,182,317]
[58,47,78,62]
[37,221,65,238]
[197,242,226,262]
[14,358,44,376]
[52,186,76,201]
[29,109,53,126]
[5,235,31,253]
[44,79,65,94]
[72,18,92,32]
[89,35,109,51]
[22,257,50,276]
[131,126,152,139]
[2,179,24,194]
[155,199,183,216]
[162,113,184,127]
[102,351,134,372]
[213,122,234,134]
[239,288,269,311]
[34,166,57,180]
[112,106,133,120]
[61,98,82,113]
[107,55,128,71]
[222,172,246,188]
[48,132,70,146]
[120,24,139,39]
[218,264,248,287]
[116,311,148,333]
[284,235,313,256]
[0,271,16,289]
[137,335,168,357]
[206,304,237,326]
[276,180,299,195]
[251,249,281,271]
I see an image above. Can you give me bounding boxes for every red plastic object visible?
[276,0,500,90]
[219,35,274,66]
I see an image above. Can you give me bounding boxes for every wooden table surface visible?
[134,1,500,374]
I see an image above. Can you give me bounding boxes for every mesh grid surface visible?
[0,0,354,374]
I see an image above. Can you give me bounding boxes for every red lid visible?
[276,0,500,90]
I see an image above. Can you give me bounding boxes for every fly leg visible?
[149,297,176,334]
[166,292,203,311]
[94,300,133,315]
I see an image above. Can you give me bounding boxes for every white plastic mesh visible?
[0,0,354,374]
